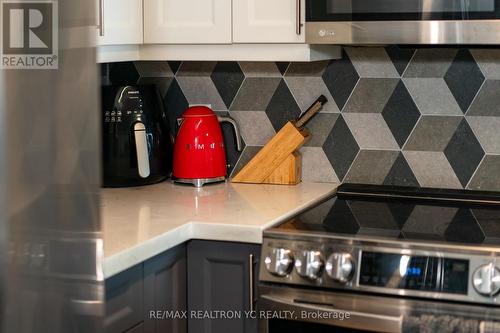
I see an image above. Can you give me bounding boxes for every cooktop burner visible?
[273,184,500,246]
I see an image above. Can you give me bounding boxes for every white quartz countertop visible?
[102,181,338,278]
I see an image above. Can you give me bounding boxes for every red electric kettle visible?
[173,106,242,187]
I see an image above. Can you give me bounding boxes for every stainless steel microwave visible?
[305,0,500,44]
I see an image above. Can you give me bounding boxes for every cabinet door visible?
[105,265,144,333]
[144,244,187,333]
[126,322,144,333]
[233,0,305,43]
[187,240,260,333]
[98,0,143,46]
[144,0,232,44]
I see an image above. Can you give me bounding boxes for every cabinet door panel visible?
[105,265,144,333]
[233,0,305,43]
[127,322,144,333]
[187,240,260,333]
[98,0,143,45]
[144,244,187,333]
[144,0,232,44]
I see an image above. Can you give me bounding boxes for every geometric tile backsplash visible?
[102,46,500,191]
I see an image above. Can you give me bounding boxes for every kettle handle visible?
[218,116,243,152]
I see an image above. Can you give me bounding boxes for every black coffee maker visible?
[102,85,172,187]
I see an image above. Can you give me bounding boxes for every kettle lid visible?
[182,106,216,117]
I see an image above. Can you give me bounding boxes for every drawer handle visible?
[249,254,255,312]
[296,0,302,35]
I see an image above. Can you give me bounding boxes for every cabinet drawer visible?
[105,265,144,333]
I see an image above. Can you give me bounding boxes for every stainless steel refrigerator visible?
[0,0,103,332]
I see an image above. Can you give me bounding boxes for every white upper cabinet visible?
[97,0,143,46]
[233,0,305,43]
[144,0,232,44]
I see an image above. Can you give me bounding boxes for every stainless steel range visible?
[258,184,500,333]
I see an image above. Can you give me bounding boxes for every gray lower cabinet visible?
[187,240,261,333]
[105,244,187,333]
[144,245,187,333]
[104,265,144,333]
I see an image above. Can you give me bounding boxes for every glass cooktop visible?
[273,184,500,246]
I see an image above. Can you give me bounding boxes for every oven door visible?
[306,0,500,44]
[257,285,500,333]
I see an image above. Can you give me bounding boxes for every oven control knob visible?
[326,253,355,284]
[473,263,500,296]
[295,250,324,280]
[264,248,294,277]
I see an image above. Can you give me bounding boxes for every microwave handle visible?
[133,122,150,178]
[259,294,402,333]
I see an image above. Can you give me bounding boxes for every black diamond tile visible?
[323,200,360,234]
[445,208,485,244]
[265,79,301,131]
[109,62,139,85]
[215,111,246,175]
[383,153,419,187]
[323,115,360,180]
[388,202,415,229]
[382,80,421,147]
[444,119,485,187]
[163,78,189,137]
[168,61,182,75]
[322,50,359,110]
[275,62,289,75]
[444,49,485,113]
[210,62,245,109]
[385,46,415,76]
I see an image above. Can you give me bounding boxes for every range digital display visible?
[360,252,469,294]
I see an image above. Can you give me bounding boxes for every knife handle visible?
[295,95,328,129]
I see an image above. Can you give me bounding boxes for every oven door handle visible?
[259,294,402,333]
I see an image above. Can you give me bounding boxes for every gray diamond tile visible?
[345,47,399,78]
[382,81,421,148]
[343,113,399,149]
[323,115,360,181]
[403,116,462,151]
[285,77,339,113]
[265,80,301,131]
[470,49,500,79]
[177,62,216,76]
[383,153,419,187]
[344,150,399,184]
[177,76,227,111]
[467,80,500,116]
[210,62,245,109]
[239,62,282,77]
[402,205,459,240]
[444,49,485,114]
[472,208,500,244]
[385,46,416,76]
[403,78,462,115]
[404,151,462,189]
[229,111,275,146]
[344,78,398,113]
[322,51,360,111]
[301,147,340,183]
[230,146,262,177]
[467,116,500,154]
[404,48,458,78]
[468,155,500,191]
[304,113,339,147]
[135,61,174,77]
[230,77,281,111]
[444,119,485,187]
[286,61,329,77]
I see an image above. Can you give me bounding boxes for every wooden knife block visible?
[231,122,310,185]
